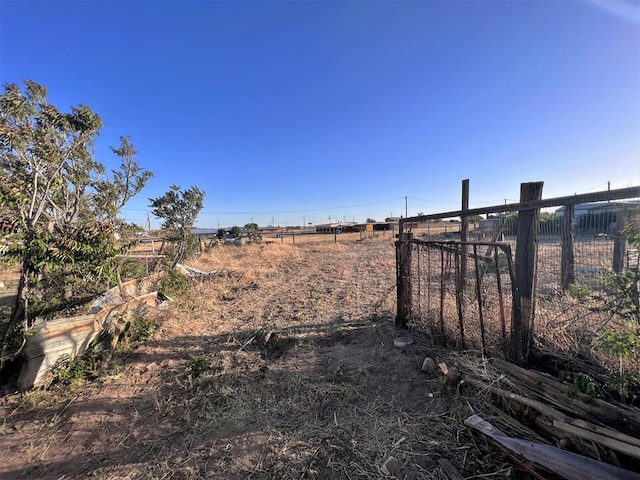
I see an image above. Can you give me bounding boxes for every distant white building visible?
[555,201,639,219]
[555,201,639,233]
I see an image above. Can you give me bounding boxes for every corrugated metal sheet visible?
[17,275,161,390]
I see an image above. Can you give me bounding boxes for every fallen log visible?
[465,414,640,480]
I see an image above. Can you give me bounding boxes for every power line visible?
[407,196,458,205]
[185,197,406,216]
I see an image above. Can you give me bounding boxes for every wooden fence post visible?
[460,179,470,283]
[396,233,412,329]
[561,204,575,290]
[511,181,543,365]
[613,207,628,273]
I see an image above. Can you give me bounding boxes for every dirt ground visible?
[0,237,518,479]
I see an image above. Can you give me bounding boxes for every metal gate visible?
[397,239,518,357]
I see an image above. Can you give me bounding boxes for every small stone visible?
[380,455,402,477]
[393,336,413,348]
[421,356,437,374]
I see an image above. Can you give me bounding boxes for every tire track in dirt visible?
[1,239,496,480]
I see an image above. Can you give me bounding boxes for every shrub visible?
[160,269,189,296]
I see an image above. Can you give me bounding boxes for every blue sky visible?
[1,0,639,228]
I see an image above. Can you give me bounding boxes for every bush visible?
[160,269,189,296]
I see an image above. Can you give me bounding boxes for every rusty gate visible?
[397,239,519,357]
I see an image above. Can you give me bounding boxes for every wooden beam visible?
[395,235,412,328]
[465,414,640,480]
[465,377,574,423]
[552,420,640,460]
[492,358,640,436]
[561,204,575,290]
[438,459,465,480]
[511,182,543,365]
[399,186,640,224]
[460,179,469,295]
[613,207,628,273]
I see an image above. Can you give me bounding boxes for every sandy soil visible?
[0,237,516,479]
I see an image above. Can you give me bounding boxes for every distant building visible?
[555,201,639,219]
[556,201,639,233]
[259,227,283,234]
[479,218,503,239]
[315,223,346,233]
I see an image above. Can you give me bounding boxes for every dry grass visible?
[0,236,527,479]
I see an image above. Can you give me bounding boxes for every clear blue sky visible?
[1,0,639,228]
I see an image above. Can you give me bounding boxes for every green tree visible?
[0,80,152,358]
[231,226,242,237]
[592,207,640,400]
[366,218,377,224]
[244,223,258,232]
[149,185,205,267]
[539,212,562,236]
[504,213,518,235]
[595,207,640,326]
[93,136,153,227]
[243,222,262,243]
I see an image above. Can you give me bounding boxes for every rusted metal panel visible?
[17,275,160,390]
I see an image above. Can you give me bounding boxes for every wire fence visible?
[407,240,516,358]
[397,184,640,367]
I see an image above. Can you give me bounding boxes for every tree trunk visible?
[0,264,29,368]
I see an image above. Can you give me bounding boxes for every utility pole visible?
[405,196,408,219]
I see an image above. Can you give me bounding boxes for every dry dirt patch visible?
[1,238,517,479]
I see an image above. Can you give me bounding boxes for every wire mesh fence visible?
[397,186,640,369]
[407,240,516,358]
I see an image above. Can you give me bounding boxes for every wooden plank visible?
[486,402,552,445]
[399,186,640,224]
[465,377,574,423]
[438,459,465,480]
[493,358,640,436]
[552,420,640,460]
[571,419,640,449]
[465,414,640,480]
